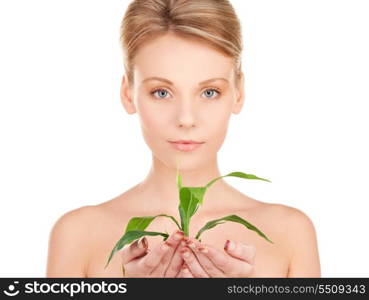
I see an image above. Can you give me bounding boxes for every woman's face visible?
[121,32,244,171]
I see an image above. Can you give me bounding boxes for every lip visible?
[169,140,204,144]
[168,140,205,152]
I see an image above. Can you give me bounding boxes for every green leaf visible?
[176,170,271,237]
[124,214,181,233]
[104,230,168,269]
[178,205,186,233]
[176,169,207,236]
[178,187,206,236]
[188,187,207,205]
[195,214,273,244]
[205,171,272,189]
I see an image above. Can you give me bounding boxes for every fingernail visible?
[138,237,147,249]
[224,240,229,250]
[224,239,235,251]
[198,246,208,253]
[174,231,184,241]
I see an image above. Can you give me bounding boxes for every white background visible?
[0,0,368,277]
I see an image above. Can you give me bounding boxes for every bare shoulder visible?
[260,202,318,243]
[231,194,316,240]
[46,205,101,277]
[261,202,316,223]
[263,203,321,277]
[270,203,318,237]
[50,205,100,234]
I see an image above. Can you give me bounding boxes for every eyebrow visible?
[141,76,229,85]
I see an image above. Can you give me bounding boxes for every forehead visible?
[133,33,234,84]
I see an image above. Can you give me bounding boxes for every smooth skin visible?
[46,31,321,278]
[46,201,320,277]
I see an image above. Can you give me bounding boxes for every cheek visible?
[136,100,169,146]
[203,105,232,147]
[139,104,165,132]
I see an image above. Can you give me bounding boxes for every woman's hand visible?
[177,237,256,278]
[120,230,186,277]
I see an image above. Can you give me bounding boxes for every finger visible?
[121,237,148,265]
[224,240,256,264]
[153,230,184,276]
[197,243,253,276]
[181,245,209,278]
[164,239,186,277]
[199,245,254,277]
[177,263,194,278]
[186,238,225,278]
[137,239,172,275]
[194,242,232,274]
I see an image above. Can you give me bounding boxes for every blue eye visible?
[151,88,169,99]
[150,88,221,100]
[203,88,220,99]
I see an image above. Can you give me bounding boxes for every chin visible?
[151,143,217,171]
[172,153,214,172]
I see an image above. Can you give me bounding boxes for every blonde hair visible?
[120,0,243,88]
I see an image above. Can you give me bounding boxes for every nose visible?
[176,101,196,128]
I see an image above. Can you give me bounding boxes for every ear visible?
[232,72,245,115]
[120,75,136,114]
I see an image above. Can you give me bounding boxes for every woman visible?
[46,0,321,278]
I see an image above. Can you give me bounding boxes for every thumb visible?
[121,237,148,264]
[224,240,256,264]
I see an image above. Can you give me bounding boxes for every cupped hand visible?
[120,230,186,277]
[177,237,256,278]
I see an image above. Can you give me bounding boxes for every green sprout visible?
[104,165,273,269]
